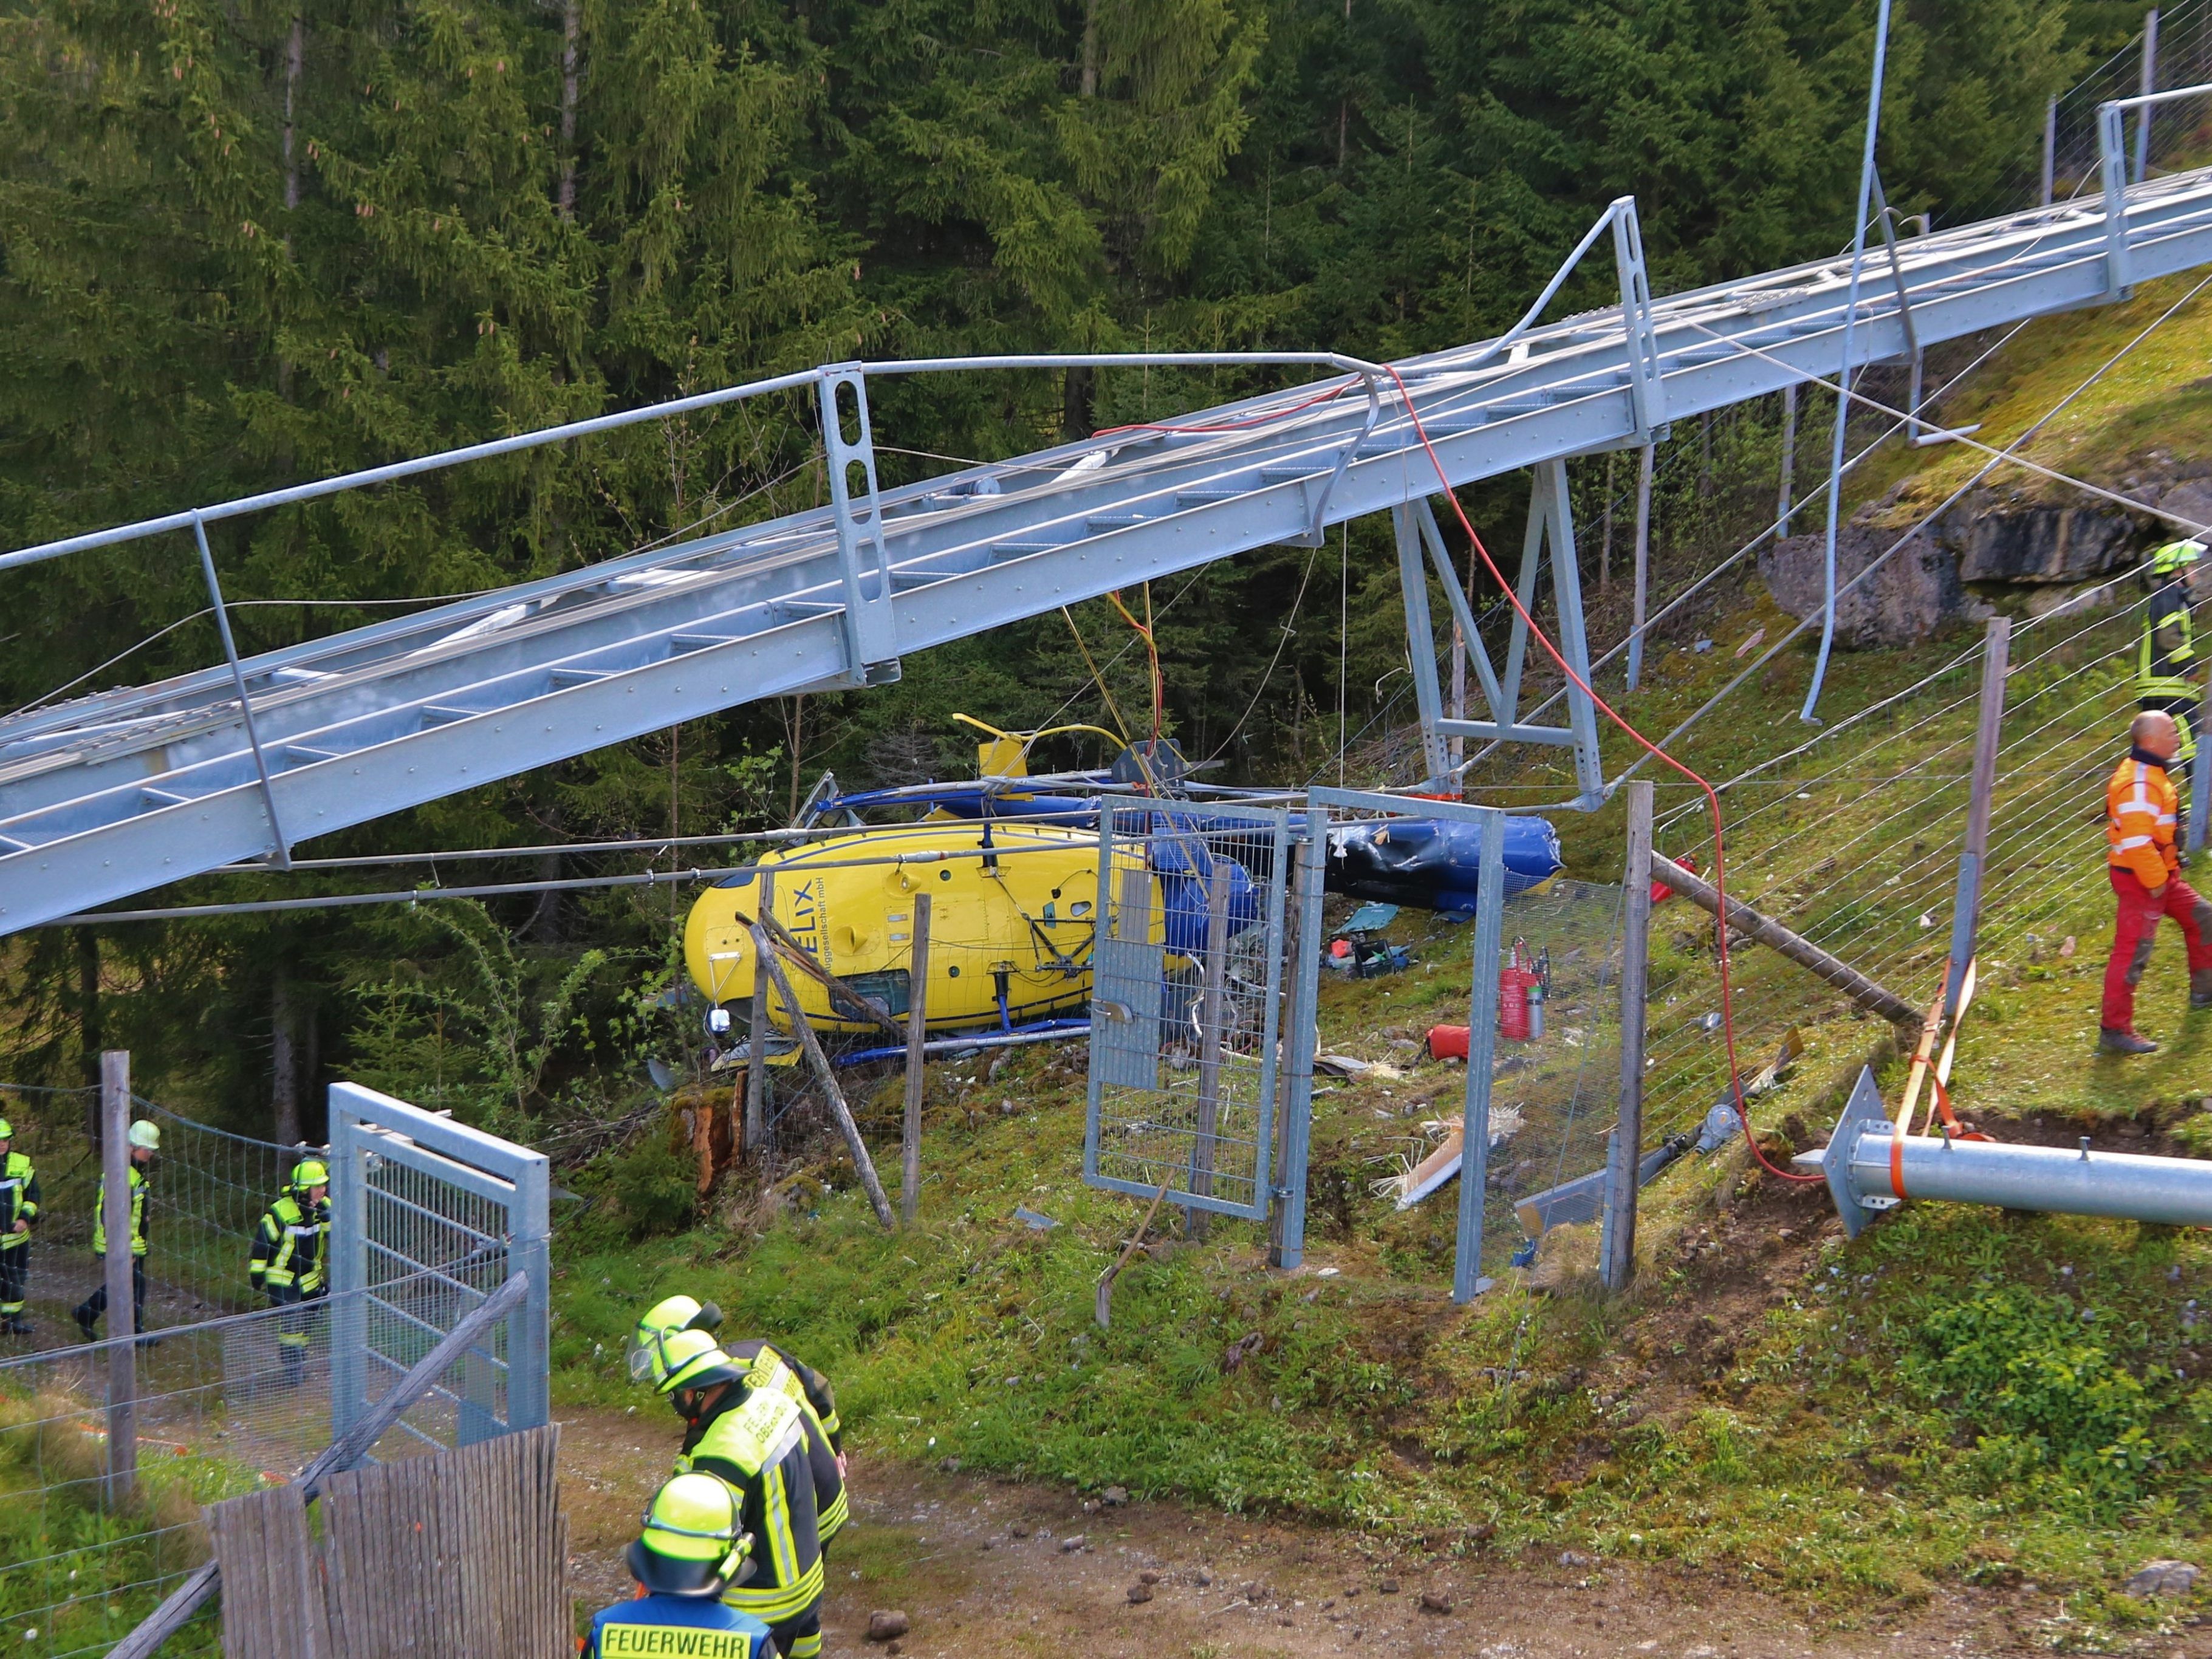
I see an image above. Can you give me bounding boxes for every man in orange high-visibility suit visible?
[2101,710,2212,1053]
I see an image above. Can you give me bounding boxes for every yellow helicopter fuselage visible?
[682,821,1156,1035]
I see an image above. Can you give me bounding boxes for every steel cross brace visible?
[1394,463,1605,805]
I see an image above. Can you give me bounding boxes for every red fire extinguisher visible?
[1427,939,1546,1059]
[1498,939,1541,1042]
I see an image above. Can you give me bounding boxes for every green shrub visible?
[1903,1285,2157,1498]
[604,1137,699,1239]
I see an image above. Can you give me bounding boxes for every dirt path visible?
[555,1406,2081,1658]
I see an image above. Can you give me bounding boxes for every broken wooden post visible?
[900,894,931,1228]
[750,923,896,1230]
[1650,854,1919,1027]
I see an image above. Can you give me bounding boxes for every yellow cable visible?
[1060,607,1134,744]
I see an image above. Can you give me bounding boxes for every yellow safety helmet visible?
[2151,539,2207,576]
[127,1120,160,1152]
[628,1325,742,1396]
[289,1158,329,1196]
[637,1293,724,1343]
[0,1117,13,1142]
[628,1473,754,1596]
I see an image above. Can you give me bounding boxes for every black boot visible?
[2193,970,2212,1010]
[2099,1027,2160,1055]
[73,1304,97,1342]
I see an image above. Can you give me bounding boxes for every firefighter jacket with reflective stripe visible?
[0,1151,39,1248]
[680,1386,824,1627]
[2109,753,2182,889]
[2140,575,2200,699]
[726,1339,842,1450]
[92,1166,147,1257]
[249,1193,329,1293]
[722,1340,846,1544]
[584,1593,773,1659]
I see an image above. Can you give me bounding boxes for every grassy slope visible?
[549,278,2212,1646]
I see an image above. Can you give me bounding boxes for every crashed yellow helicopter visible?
[682,716,1562,1047]
[683,720,1196,1039]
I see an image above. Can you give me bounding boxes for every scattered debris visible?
[2125,1559,2200,1599]
[1375,1107,1527,1209]
[1012,1206,1058,1230]
[1222,1332,1264,1372]
[1095,1181,1172,1330]
[1558,1550,1593,1568]
[1326,937,1412,977]
[1419,1591,1454,1614]
[1337,901,1402,934]
[1316,1053,1406,1081]
[1101,1486,1129,1506]
[866,1611,909,1643]
[1060,1536,1086,1553]
[1138,1570,1160,1585]
[1378,1579,1400,1595]
[2059,935,2078,957]
[937,1457,961,1474]
[1733,627,1766,658]
[1126,1583,1154,1604]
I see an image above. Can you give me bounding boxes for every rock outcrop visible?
[1756,463,2212,648]
[1757,524,1983,649]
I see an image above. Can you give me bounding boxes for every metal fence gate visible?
[328,1084,549,1452]
[1083,800,1299,1226]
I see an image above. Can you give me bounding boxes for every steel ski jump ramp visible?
[8,156,2212,931]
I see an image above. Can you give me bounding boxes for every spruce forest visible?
[0,0,2135,1130]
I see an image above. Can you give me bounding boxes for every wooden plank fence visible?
[208,1424,567,1659]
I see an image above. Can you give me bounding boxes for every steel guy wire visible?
[1626,270,2212,781]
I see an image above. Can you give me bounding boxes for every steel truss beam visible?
[10,162,2212,928]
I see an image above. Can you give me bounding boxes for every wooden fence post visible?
[900,894,931,1227]
[100,1048,136,1503]
[1601,782,1653,1292]
[744,871,773,1163]
[752,924,896,1230]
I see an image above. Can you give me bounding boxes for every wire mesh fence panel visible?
[328,1085,549,1461]
[0,1090,306,1352]
[1475,878,1628,1282]
[0,1284,452,1659]
[1084,801,1290,1220]
[1635,595,2143,1157]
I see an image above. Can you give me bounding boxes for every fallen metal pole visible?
[1650,854,1919,1027]
[1801,1069,2212,1237]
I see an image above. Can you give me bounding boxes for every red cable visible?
[1384,366,1821,1184]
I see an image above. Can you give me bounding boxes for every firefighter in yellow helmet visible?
[629,1321,827,1659]
[0,1116,41,1336]
[74,1119,157,1343]
[2138,538,2208,846]
[249,1158,330,1383]
[634,1295,848,1547]
[582,1473,774,1659]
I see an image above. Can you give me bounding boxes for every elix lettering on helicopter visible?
[681,719,1563,1046]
